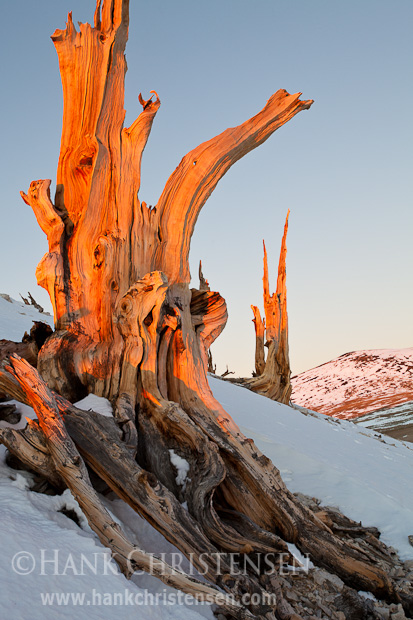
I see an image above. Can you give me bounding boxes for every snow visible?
[291,347,413,418]
[358,590,378,601]
[286,543,314,571]
[74,394,114,418]
[210,377,413,561]
[169,449,190,489]
[0,394,114,431]
[1,295,413,618]
[0,399,38,430]
[0,446,213,620]
[0,293,53,341]
[356,400,413,431]
[0,297,212,619]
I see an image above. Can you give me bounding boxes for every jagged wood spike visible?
[5,1,405,616]
[251,305,266,376]
[198,260,210,292]
[247,211,292,403]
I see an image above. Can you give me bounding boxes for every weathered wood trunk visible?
[1,1,407,617]
[251,305,266,376]
[247,212,292,403]
[20,2,308,437]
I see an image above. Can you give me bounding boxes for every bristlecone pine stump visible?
[0,1,407,618]
[246,211,292,404]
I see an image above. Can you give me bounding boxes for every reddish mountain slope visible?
[291,348,413,420]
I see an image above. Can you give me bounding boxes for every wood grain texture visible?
[247,212,292,403]
[2,1,404,616]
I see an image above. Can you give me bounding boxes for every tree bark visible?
[5,356,267,619]
[251,305,266,376]
[0,1,405,617]
[20,0,311,409]
[246,211,292,403]
[0,354,401,608]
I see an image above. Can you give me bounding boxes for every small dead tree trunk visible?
[198,260,210,292]
[247,211,292,404]
[207,350,216,374]
[251,305,266,376]
[0,2,406,617]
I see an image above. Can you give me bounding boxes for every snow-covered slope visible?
[0,293,53,341]
[2,379,413,619]
[0,401,214,620]
[0,449,214,620]
[211,377,413,561]
[291,348,413,419]
[1,297,413,618]
[356,400,413,443]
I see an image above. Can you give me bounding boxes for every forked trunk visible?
[1,1,407,617]
[247,212,292,403]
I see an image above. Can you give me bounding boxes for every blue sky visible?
[0,0,412,375]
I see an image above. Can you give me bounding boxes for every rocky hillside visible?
[291,348,413,420]
[356,400,413,444]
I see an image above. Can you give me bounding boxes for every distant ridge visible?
[291,348,413,420]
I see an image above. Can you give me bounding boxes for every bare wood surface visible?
[251,305,266,376]
[247,212,292,403]
[4,1,405,616]
[4,355,261,620]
